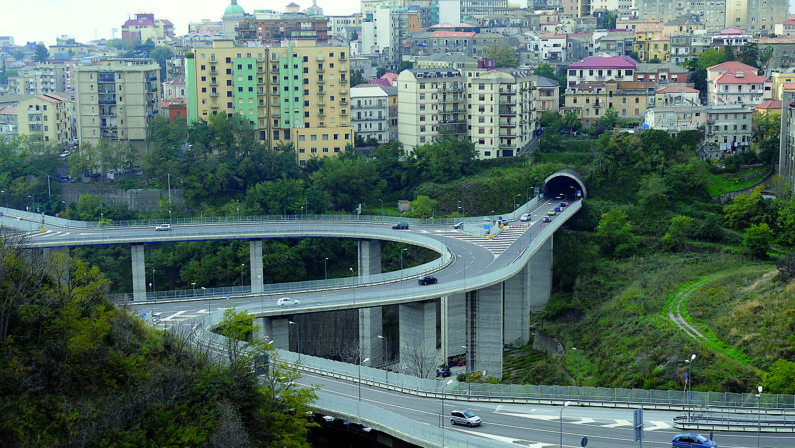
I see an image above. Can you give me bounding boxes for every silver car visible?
[450,410,482,427]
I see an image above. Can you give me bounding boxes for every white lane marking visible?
[646,420,672,431]
[470,431,552,447]
[161,310,188,321]
[497,411,559,421]
[572,417,596,424]
[603,419,632,428]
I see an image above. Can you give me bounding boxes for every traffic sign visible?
[634,408,643,444]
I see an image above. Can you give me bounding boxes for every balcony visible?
[209,58,217,63]
[317,79,325,84]
[210,92,219,97]
[499,108,515,116]
[271,66,279,73]
[210,80,218,86]
[318,111,325,117]
[317,100,326,105]
[271,91,280,96]
[317,67,325,73]
[317,54,325,61]
[340,54,346,60]
[340,99,348,105]
[340,88,349,94]
[317,90,326,95]
[340,78,348,84]
[340,110,348,115]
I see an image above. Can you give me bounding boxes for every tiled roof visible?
[568,55,637,69]
[782,82,795,91]
[0,107,17,116]
[714,67,767,84]
[718,27,747,35]
[707,60,758,72]
[756,100,781,110]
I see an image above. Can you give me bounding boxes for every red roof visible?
[0,107,17,115]
[707,60,758,72]
[756,100,781,110]
[714,67,767,84]
[656,85,699,94]
[430,31,476,38]
[568,55,637,70]
[718,27,747,35]
[783,83,795,91]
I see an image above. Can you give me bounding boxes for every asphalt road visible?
[298,372,795,448]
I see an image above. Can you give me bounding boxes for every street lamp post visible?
[358,357,370,401]
[324,257,329,281]
[572,347,579,398]
[378,334,387,368]
[560,401,571,448]
[1,190,7,208]
[151,269,156,294]
[349,267,355,304]
[289,320,301,362]
[379,199,383,216]
[462,344,471,395]
[457,200,464,218]
[441,377,454,446]
[240,263,245,288]
[757,385,763,448]
[169,210,172,225]
[62,201,69,221]
[400,247,408,282]
[685,353,696,419]
[514,193,521,211]
[191,282,196,296]
[202,287,208,313]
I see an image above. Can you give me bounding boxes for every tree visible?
[534,62,557,80]
[483,41,518,68]
[596,209,637,257]
[595,107,620,129]
[662,215,693,251]
[743,223,773,259]
[723,185,768,230]
[637,174,669,215]
[150,46,173,81]
[397,60,414,72]
[311,155,385,212]
[33,43,49,63]
[759,45,774,75]
[350,69,365,87]
[739,41,759,68]
[563,109,581,134]
[410,195,437,218]
[763,360,795,394]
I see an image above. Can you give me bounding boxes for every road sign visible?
[141,313,146,319]
[581,436,588,447]
[226,294,231,301]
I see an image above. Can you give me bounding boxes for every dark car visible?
[418,276,438,285]
[671,433,717,448]
[392,222,409,230]
[437,367,451,377]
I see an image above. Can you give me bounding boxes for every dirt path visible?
[667,279,712,343]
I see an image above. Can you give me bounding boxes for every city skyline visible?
[1,0,360,46]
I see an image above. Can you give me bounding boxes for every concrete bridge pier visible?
[504,264,531,346]
[131,244,146,302]
[250,239,263,294]
[470,283,504,380]
[357,239,381,282]
[441,293,467,365]
[528,237,553,311]
[357,239,383,364]
[399,300,437,378]
[269,317,292,351]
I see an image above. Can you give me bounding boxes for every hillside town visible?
[1,0,794,182]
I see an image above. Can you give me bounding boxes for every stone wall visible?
[58,183,184,213]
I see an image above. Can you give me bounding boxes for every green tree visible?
[150,46,173,81]
[596,208,637,257]
[595,107,620,129]
[684,49,730,100]
[534,62,557,80]
[743,222,773,258]
[350,69,365,87]
[563,109,581,134]
[739,41,759,68]
[763,360,795,394]
[637,174,669,215]
[410,195,437,218]
[723,185,768,230]
[483,41,518,68]
[397,60,414,72]
[311,155,385,212]
[33,43,49,62]
[662,215,693,251]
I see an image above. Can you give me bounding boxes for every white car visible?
[155,224,172,231]
[520,213,531,222]
[277,297,300,306]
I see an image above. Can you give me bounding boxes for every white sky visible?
[0,0,360,45]
[2,0,795,46]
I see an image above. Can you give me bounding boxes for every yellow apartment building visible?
[186,40,353,166]
[17,93,72,146]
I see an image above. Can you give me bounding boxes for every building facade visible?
[702,104,753,160]
[707,61,771,106]
[351,85,390,144]
[186,40,353,166]
[779,90,795,189]
[74,59,161,152]
[397,69,466,153]
[17,94,72,146]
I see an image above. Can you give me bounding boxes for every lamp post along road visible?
[560,401,571,448]
[289,320,301,362]
[324,257,328,281]
[358,357,370,401]
[758,385,763,448]
[685,353,696,419]
[572,347,579,398]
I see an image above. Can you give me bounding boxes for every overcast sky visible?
[2,0,795,46]
[1,0,360,45]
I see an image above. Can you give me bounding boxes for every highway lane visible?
[297,372,795,448]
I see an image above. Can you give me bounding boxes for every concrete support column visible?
[250,239,263,294]
[256,317,272,343]
[358,307,384,367]
[399,300,436,378]
[528,236,553,312]
[131,244,146,302]
[503,263,531,345]
[441,293,466,364]
[470,283,504,379]
[270,318,291,351]
[357,239,381,282]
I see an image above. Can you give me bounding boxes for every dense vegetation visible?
[0,239,317,447]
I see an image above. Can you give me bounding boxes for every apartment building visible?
[533,75,560,120]
[235,15,330,45]
[0,107,18,140]
[74,59,161,152]
[634,62,689,84]
[186,40,353,166]
[634,23,670,62]
[774,19,795,36]
[351,85,390,144]
[397,69,466,153]
[566,55,637,88]
[726,0,787,33]
[17,94,72,146]
[702,104,753,160]
[757,36,795,75]
[644,85,705,132]
[461,68,537,158]
[633,0,726,33]
[565,80,655,126]
[779,89,795,188]
[121,13,175,46]
[7,64,67,96]
[707,61,772,106]
[770,72,795,100]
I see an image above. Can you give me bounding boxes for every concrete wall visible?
[58,183,184,212]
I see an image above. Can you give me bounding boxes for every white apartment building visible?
[361,4,394,58]
[397,69,466,153]
[726,0,787,33]
[461,68,537,158]
[702,104,753,160]
[351,85,391,144]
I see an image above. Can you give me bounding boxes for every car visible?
[556,193,565,199]
[542,216,551,223]
[555,206,562,212]
[155,224,172,231]
[671,433,717,448]
[452,222,464,229]
[520,213,531,222]
[277,297,300,306]
[547,209,556,216]
[418,276,438,285]
[437,367,451,377]
[450,410,482,427]
[392,222,409,230]
[559,201,566,207]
